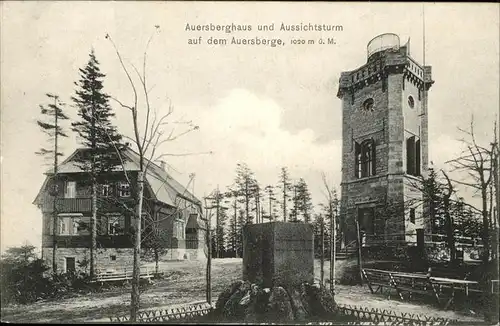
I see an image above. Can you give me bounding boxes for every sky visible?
[1,2,499,253]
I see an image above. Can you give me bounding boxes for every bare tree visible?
[321,172,339,293]
[199,191,218,305]
[446,117,497,264]
[104,27,203,321]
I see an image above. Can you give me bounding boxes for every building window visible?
[59,217,70,235]
[110,255,117,261]
[59,214,87,236]
[173,220,184,239]
[408,95,415,109]
[100,184,111,197]
[355,139,376,178]
[406,136,421,176]
[107,214,125,235]
[118,182,130,197]
[410,208,416,224]
[65,181,76,198]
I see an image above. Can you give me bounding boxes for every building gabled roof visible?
[33,147,201,208]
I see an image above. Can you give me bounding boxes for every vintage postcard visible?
[0,1,498,324]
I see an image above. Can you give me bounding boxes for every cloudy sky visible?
[1,2,498,252]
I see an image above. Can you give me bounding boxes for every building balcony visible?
[53,197,136,214]
[55,198,92,213]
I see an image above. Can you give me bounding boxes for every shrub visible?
[0,258,54,304]
[0,245,96,305]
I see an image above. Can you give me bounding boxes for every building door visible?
[358,207,375,245]
[65,257,76,274]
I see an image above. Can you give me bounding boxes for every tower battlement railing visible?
[367,33,400,59]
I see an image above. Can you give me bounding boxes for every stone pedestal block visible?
[242,222,314,288]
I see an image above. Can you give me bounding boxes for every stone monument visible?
[210,222,336,323]
[242,222,314,288]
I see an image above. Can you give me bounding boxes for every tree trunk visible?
[320,216,324,288]
[52,98,59,275]
[154,247,159,275]
[52,207,58,275]
[233,199,237,258]
[482,188,490,265]
[245,182,250,224]
[206,214,212,304]
[283,181,287,223]
[444,197,455,262]
[216,192,219,259]
[130,170,144,321]
[331,205,336,294]
[355,206,363,285]
[90,181,97,278]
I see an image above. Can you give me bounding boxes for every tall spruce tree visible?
[35,93,69,274]
[71,49,124,277]
[278,167,293,222]
[296,178,313,223]
[234,163,258,224]
[264,185,277,221]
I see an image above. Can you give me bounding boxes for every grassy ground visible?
[0,258,484,323]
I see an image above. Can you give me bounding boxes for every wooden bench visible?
[362,268,481,310]
[91,267,155,284]
[362,269,431,300]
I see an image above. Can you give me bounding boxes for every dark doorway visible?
[66,257,76,274]
[358,207,375,235]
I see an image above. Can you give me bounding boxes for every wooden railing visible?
[56,198,92,213]
[53,197,137,214]
[362,232,484,248]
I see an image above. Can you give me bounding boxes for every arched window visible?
[355,139,376,178]
[406,136,421,176]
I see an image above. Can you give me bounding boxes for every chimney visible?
[160,161,166,171]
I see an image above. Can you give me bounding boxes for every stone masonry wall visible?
[42,247,135,274]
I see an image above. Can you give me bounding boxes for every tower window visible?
[406,136,421,176]
[410,208,416,224]
[362,98,374,112]
[355,139,376,178]
[408,95,415,109]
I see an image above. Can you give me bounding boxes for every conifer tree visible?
[278,167,293,222]
[71,49,124,277]
[296,178,313,223]
[35,93,69,274]
[264,185,277,221]
[234,163,258,224]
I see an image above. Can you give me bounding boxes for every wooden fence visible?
[334,304,458,325]
[108,302,459,325]
[109,302,213,323]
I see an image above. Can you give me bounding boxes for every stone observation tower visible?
[337,33,434,248]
